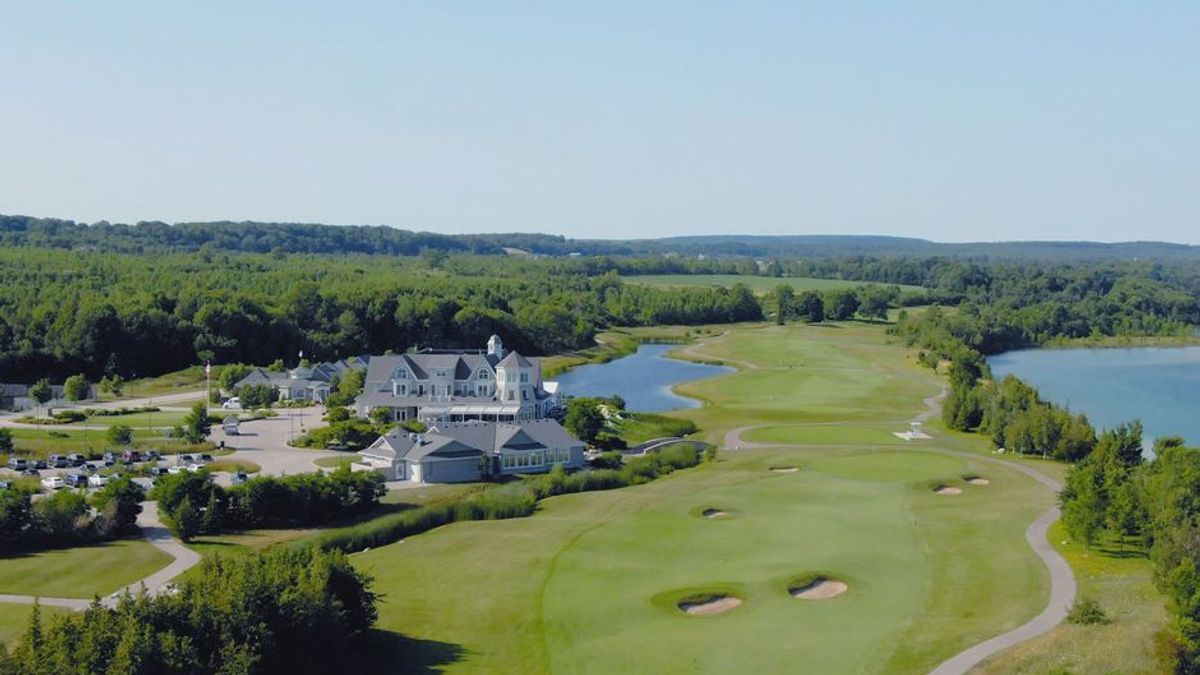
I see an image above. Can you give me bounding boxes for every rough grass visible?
[351,322,1054,673]
[313,454,363,469]
[976,522,1166,674]
[3,426,191,458]
[0,538,173,598]
[205,459,262,474]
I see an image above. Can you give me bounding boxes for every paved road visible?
[0,500,202,610]
[721,385,1075,675]
[210,408,344,475]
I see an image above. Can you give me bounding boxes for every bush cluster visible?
[0,478,144,553]
[149,466,386,542]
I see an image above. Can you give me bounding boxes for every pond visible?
[988,346,1200,447]
[553,344,733,413]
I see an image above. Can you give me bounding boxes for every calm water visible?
[553,344,733,412]
[988,346,1200,447]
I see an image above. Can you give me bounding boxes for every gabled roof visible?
[497,352,533,369]
[364,419,582,462]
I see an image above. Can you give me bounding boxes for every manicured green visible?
[742,424,909,447]
[0,538,172,598]
[622,274,924,294]
[313,454,363,469]
[352,322,1055,673]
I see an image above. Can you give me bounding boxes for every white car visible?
[41,476,65,490]
[187,463,203,473]
[221,397,241,409]
[87,474,109,487]
[167,465,187,474]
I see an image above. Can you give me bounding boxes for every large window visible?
[394,369,408,379]
[478,369,490,380]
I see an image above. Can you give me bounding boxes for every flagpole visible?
[205,361,211,420]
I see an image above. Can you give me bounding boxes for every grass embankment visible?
[0,538,172,598]
[352,321,1058,673]
[540,324,727,379]
[314,454,363,469]
[205,459,261,474]
[620,274,925,295]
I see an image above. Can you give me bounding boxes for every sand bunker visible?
[678,594,742,615]
[966,477,990,486]
[934,485,963,495]
[769,466,799,473]
[789,577,848,600]
[702,508,728,519]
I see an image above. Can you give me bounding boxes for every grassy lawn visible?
[314,454,363,469]
[0,604,70,647]
[977,522,1167,674]
[206,458,262,473]
[3,426,191,458]
[116,365,212,399]
[0,538,172,598]
[620,274,924,294]
[351,321,1056,673]
[742,424,910,446]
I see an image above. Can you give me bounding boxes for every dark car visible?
[20,467,39,477]
[144,450,161,461]
[102,451,117,463]
[67,454,86,466]
[83,462,100,473]
[198,454,214,464]
[6,458,27,471]
[232,471,249,485]
[50,455,71,469]
[122,450,141,463]
[30,460,47,470]
[64,473,88,488]
[148,466,164,477]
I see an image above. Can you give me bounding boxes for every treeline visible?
[0,546,376,674]
[893,308,1101,462]
[0,248,761,381]
[150,467,386,541]
[0,479,144,553]
[1060,429,1200,671]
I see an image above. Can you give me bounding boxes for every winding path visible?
[722,386,1075,674]
[0,501,201,610]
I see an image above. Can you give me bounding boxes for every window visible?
[520,373,529,383]
[507,390,515,401]
[478,369,490,380]
[435,369,448,378]
[522,390,528,400]
[394,369,408,379]
[399,385,407,395]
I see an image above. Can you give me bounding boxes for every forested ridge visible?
[6,214,1200,261]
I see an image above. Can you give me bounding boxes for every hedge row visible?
[311,443,709,553]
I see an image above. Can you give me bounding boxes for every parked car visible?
[20,467,39,477]
[87,474,109,487]
[221,397,241,409]
[231,471,249,485]
[102,451,117,463]
[177,454,195,464]
[0,480,10,490]
[144,450,161,461]
[148,467,164,477]
[41,476,65,490]
[187,463,203,473]
[167,465,187,475]
[198,454,214,464]
[30,460,47,470]
[83,462,100,473]
[48,454,70,468]
[64,473,88,488]
[122,450,142,463]
[67,453,86,466]
[7,458,27,471]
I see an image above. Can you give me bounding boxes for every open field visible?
[1,426,190,458]
[620,274,924,294]
[0,538,172,598]
[352,321,1059,673]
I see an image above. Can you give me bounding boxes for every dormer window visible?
[478,369,490,380]
[394,369,408,380]
[435,369,448,378]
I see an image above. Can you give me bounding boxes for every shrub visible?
[1066,596,1110,625]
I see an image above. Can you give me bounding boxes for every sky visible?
[1,2,1197,243]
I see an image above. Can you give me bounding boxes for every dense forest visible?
[2,233,1200,382]
[6,214,1200,261]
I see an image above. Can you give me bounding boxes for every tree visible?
[774,285,794,325]
[181,402,212,444]
[218,363,252,392]
[63,373,90,401]
[106,424,133,447]
[0,428,12,454]
[826,290,859,321]
[857,287,890,321]
[28,378,52,409]
[173,495,201,542]
[796,291,825,323]
[238,383,277,409]
[89,477,145,533]
[565,399,605,444]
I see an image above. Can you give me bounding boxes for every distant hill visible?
[2,214,1197,262]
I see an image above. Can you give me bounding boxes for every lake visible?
[553,344,733,412]
[988,346,1200,447]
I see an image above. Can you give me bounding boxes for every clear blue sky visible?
[1,2,1197,242]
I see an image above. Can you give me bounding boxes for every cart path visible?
[721,386,1074,675]
[0,501,201,610]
